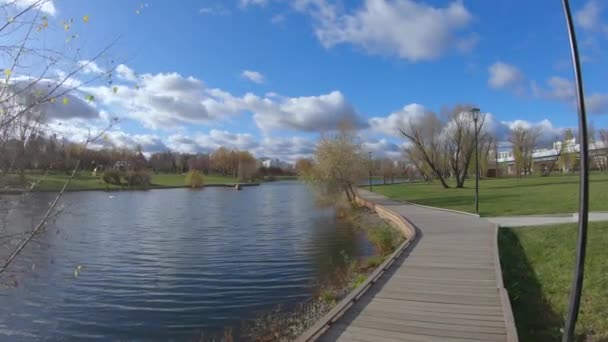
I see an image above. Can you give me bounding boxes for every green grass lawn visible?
[12,171,240,191]
[372,173,608,216]
[499,222,608,341]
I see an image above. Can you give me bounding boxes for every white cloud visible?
[241,70,265,84]
[115,64,137,82]
[166,131,314,162]
[78,60,104,74]
[271,13,286,24]
[500,118,565,145]
[0,0,56,16]
[532,76,608,114]
[240,0,268,7]
[103,131,168,152]
[363,139,403,159]
[575,0,607,32]
[199,5,230,15]
[586,93,608,114]
[249,90,367,132]
[297,0,475,61]
[488,62,525,91]
[8,78,100,121]
[83,66,364,132]
[368,103,426,137]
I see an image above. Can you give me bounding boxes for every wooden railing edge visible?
[493,223,519,342]
[295,194,418,342]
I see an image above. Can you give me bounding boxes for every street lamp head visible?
[471,107,480,122]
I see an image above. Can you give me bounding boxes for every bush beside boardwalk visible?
[499,222,608,341]
[373,173,608,216]
[245,208,404,341]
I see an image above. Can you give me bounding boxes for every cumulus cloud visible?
[115,64,137,82]
[488,62,525,91]
[363,139,403,159]
[575,0,607,32]
[82,65,365,132]
[0,0,56,16]
[250,90,367,132]
[532,76,608,114]
[241,70,265,84]
[165,131,314,162]
[78,60,104,74]
[103,131,168,153]
[8,78,100,121]
[368,103,426,137]
[296,0,475,61]
[240,0,268,7]
[500,118,566,145]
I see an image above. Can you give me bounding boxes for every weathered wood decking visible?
[304,190,518,342]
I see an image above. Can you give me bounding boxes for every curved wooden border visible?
[493,224,520,342]
[296,195,418,342]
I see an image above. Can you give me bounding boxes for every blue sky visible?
[4,0,608,161]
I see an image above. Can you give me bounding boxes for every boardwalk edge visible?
[295,193,418,342]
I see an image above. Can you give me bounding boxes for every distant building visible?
[261,158,292,170]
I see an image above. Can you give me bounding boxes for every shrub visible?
[185,170,204,188]
[368,224,398,255]
[102,170,121,185]
[363,255,384,270]
[125,170,151,187]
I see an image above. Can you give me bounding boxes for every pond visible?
[0,181,374,340]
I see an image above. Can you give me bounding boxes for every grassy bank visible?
[245,208,404,341]
[373,173,608,216]
[499,222,608,341]
[1,171,241,192]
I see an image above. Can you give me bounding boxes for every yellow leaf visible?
[43,20,48,28]
[86,95,94,102]
[3,69,10,77]
[83,15,89,23]
[64,23,70,31]
[112,86,118,94]
[50,97,56,104]
[62,97,69,105]
[103,134,109,142]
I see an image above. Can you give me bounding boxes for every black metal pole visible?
[474,118,479,215]
[369,152,372,192]
[561,0,590,340]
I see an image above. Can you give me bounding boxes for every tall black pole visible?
[369,152,372,192]
[562,0,590,340]
[474,117,479,215]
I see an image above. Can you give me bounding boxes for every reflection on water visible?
[0,181,373,340]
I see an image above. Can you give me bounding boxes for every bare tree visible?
[442,105,487,188]
[597,129,608,172]
[509,124,541,177]
[400,111,450,188]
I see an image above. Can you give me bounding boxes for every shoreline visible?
[0,182,261,195]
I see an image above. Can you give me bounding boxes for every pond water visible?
[0,181,374,340]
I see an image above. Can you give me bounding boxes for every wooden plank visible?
[303,191,517,342]
[349,319,508,341]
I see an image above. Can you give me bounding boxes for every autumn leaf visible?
[50,97,56,104]
[62,97,69,105]
[3,69,10,77]
[83,15,89,23]
[112,86,118,94]
[86,95,94,102]
[64,23,70,31]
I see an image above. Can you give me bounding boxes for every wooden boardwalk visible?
[307,190,518,342]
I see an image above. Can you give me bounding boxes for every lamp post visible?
[561,0,590,340]
[471,108,480,215]
[368,152,373,192]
